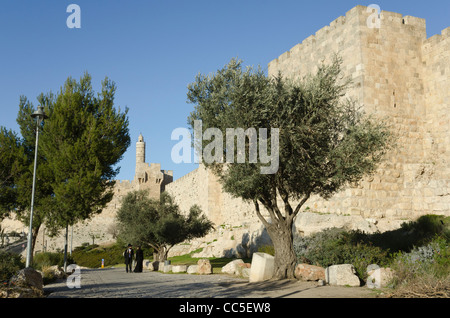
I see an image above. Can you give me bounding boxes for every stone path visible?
[44,267,379,298]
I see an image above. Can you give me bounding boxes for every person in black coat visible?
[124,244,134,273]
[134,246,144,272]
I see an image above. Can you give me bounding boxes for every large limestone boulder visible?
[295,264,326,281]
[325,264,360,287]
[221,259,244,275]
[249,252,274,282]
[9,267,43,291]
[197,259,212,275]
[5,267,44,298]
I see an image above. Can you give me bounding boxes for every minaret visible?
[136,133,145,164]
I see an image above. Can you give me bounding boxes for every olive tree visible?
[186,56,392,279]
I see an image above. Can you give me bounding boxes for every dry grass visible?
[387,273,450,298]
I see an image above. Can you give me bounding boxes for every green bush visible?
[294,228,388,280]
[391,235,449,283]
[389,235,449,297]
[0,251,24,283]
[32,252,74,270]
[293,214,449,282]
[72,243,149,268]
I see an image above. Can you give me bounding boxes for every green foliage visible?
[0,73,130,256]
[293,214,449,281]
[187,56,392,203]
[72,243,127,268]
[116,191,213,261]
[294,228,388,280]
[32,252,74,270]
[40,73,131,233]
[0,251,25,282]
[186,56,393,278]
[390,235,449,293]
[0,128,27,220]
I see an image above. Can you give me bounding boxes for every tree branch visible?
[293,193,311,216]
[253,199,271,229]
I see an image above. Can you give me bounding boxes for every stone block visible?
[172,265,187,273]
[249,252,274,282]
[197,259,212,275]
[366,267,395,288]
[143,259,151,269]
[294,264,325,281]
[187,265,198,274]
[325,264,361,287]
[148,261,160,271]
[163,264,172,273]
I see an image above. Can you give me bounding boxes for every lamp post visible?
[25,105,47,268]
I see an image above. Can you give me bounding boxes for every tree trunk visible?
[267,223,297,279]
[30,225,40,262]
[156,245,170,261]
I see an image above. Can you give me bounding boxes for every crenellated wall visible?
[266,5,449,219]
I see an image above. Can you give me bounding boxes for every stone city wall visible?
[267,5,449,219]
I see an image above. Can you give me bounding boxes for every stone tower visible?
[136,133,145,164]
[133,134,173,199]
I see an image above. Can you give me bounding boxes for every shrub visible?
[293,227,346,263]
[0,251,24,283]
[72,243,135,268]
[389,236,449,297]
[294,228,388,280]
[32,252,74,270]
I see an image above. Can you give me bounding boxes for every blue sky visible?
[1,0,448,181]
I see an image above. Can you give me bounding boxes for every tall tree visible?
[116,190,213,261]
[186,56,393,279]
[0,127,27,220]
[40,74,130,234]
[0,73,130,259]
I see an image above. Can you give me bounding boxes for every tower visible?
[136,133,145,164]
[133,133,173,198]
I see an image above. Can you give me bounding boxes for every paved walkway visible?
[44,267,379,298]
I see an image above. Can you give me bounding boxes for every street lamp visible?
[25,105,48,268]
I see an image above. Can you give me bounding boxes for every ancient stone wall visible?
[267,5,449,219]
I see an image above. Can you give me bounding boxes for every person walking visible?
[134,246,144,272]
[124,244,134,273]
